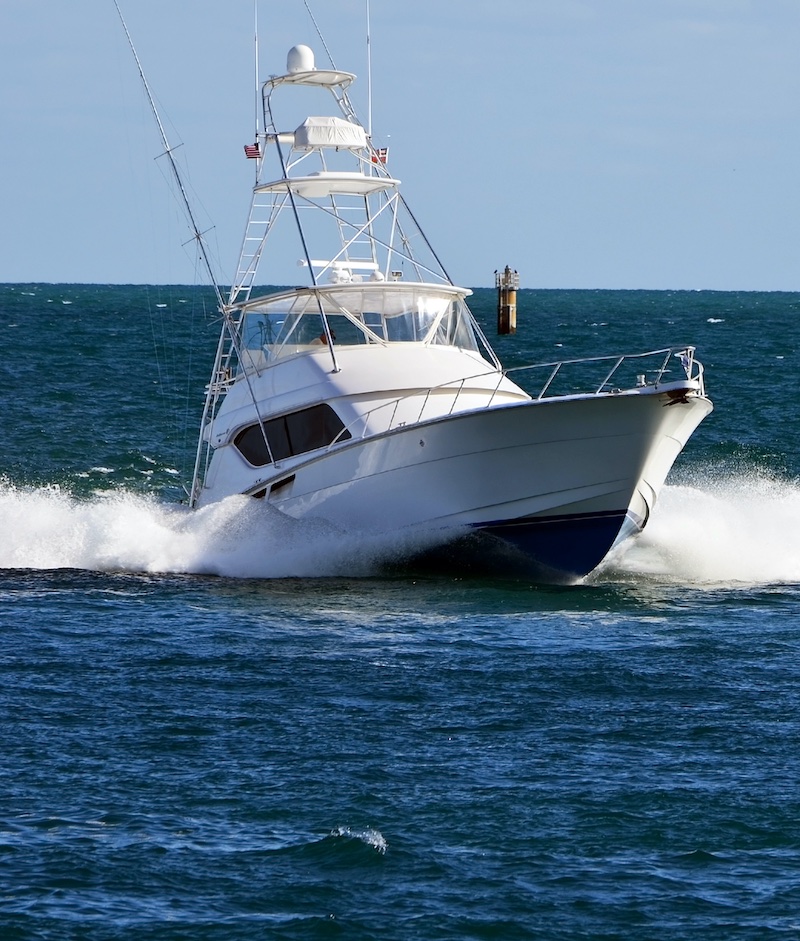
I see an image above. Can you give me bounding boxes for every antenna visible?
[112,0,224,309]
[253,0,261,139]
[366,0,372,139]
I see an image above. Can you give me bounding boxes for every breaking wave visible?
[327,826,388,855]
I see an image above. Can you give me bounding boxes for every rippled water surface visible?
[3,285,800,939]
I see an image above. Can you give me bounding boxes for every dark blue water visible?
[3,284,800,939]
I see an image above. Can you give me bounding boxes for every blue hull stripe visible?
[473,509,640,580]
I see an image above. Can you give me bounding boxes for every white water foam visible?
[605,472,800,587]
[4,474,800,586]
[328,826,388,855]
[0,482,439,578]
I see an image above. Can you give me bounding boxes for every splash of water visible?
[3,473,800,586]
[328,826,387,855]
[0,482,436,578]
[605,471,800,586]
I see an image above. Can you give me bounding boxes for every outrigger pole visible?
[112,1,225,311]
[113,2,279,506]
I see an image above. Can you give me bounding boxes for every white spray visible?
[3,472,800,586]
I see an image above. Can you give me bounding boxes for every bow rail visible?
[328,346,705,448]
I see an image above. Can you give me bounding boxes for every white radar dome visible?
[287,45,315,74]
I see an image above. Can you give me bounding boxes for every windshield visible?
[237,285,480,370]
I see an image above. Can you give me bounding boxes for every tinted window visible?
[286,405,347,455]
[234,404,350,466]
[234,418,290,465]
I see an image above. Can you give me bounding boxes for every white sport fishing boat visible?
[174,40,712,582]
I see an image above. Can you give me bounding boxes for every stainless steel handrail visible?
[328,346,704,448]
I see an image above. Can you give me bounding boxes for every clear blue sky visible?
[1,0,798,289]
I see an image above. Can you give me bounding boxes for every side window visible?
[233,404,351,466]
[286,405,346,455]
[265,416,292,462]
[234,419,290,465]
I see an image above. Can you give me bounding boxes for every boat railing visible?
[505,344,705,399]
[328,346,704,448]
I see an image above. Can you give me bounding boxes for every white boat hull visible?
[199,384,711,582]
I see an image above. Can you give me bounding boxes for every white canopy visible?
[266,68,356,92]
[294,116,367,150]
[256,171,399,198]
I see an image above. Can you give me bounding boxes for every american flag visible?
[371,147,388,164]
[243,142,260,159]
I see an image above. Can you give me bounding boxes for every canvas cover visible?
[294,116,367,150]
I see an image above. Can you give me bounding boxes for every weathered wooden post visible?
[495,265,519,334]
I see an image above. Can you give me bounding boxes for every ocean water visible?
[3,283,800,939]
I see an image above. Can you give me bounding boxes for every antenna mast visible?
[366,0,373,139]
[254,0,261,139]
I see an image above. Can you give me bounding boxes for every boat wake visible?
[3,472,800,586]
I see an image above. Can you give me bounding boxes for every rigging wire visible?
[302,0,337,70]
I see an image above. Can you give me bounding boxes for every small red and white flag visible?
[371,147,389,164]
[243,142,260,159]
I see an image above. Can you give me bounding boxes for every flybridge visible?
[228,42,442,309]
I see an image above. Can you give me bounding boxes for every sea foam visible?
[0,482,434,578]
[606,471,800,586]
[3,474,800,586]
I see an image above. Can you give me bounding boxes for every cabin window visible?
[239,288,482,362]
[233,403,350,466]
